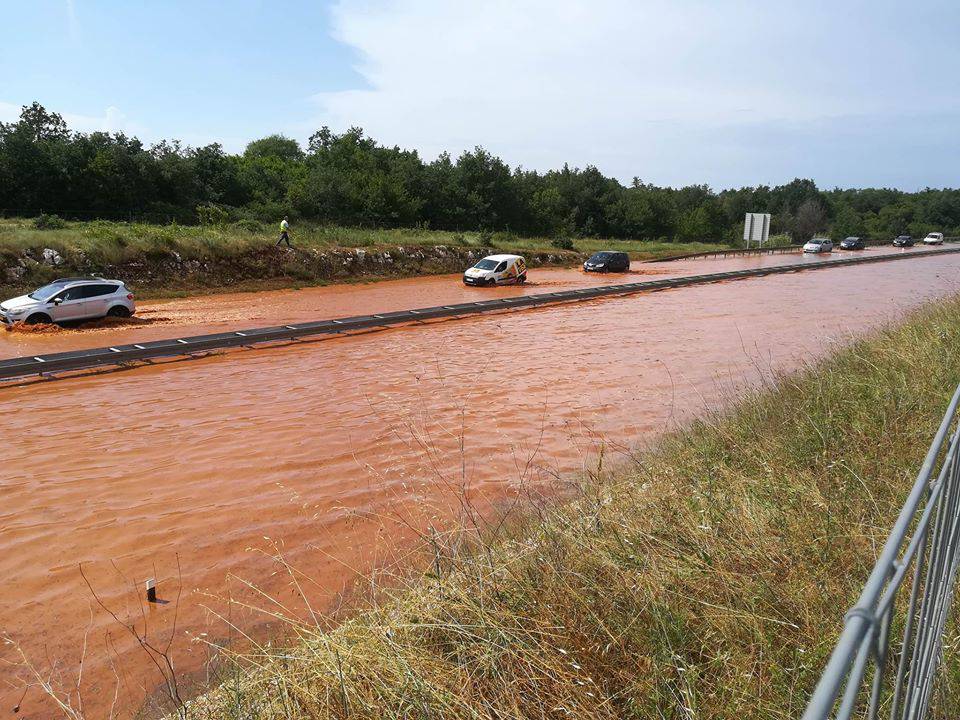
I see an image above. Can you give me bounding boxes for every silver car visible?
[803,237,833,253]
[0,277,136,325]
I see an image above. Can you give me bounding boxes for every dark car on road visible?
[893,235,915,247]
[839,236,865,250]
[583,251,630,273]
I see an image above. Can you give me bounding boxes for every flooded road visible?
[2,246,957,717]
[0,245,930,358]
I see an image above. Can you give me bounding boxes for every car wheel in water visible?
[488,278,497,287]
[518,274,527,284]
[25,313,52,325]
[107,305,132,318]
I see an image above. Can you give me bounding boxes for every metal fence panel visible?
[802,384,960,720]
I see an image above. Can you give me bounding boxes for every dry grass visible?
[167,296,960,719]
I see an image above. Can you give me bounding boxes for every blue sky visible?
[0,1,364,149]
[2,0,959,190]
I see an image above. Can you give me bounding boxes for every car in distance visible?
[923,232,944,245]
[839,236,865,250]
[0,277,135,325]
[893,235,915,247]
[463,254,527,286]
[583,251,630,273]
[803,237,833,253]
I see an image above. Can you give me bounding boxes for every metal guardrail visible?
[802,383,960,720]
[648,245,801,262]
[2,246,960,382]
[652,239,904,263]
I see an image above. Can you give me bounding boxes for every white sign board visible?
[743,212,771,247]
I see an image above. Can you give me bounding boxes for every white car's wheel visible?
[25,313,52,325]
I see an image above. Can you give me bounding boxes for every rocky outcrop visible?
[0,244,579,296]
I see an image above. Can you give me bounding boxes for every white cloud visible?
[0,103,18,124]
[65,0,80,44]
[312,0,960,188]
[64,106,131,134]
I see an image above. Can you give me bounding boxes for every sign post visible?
[743,212,771,248]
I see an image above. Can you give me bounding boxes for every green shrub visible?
[33,213,67,230]
[232,219,262,233]
[197,204,229,226]
[551,236,575,250]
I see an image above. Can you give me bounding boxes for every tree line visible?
[2,102,958,242]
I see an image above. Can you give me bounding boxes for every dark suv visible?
[893,235,914,247]
[583,251,630,273]
[840,237,865,250]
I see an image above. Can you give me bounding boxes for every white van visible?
[923,232,944,245]
[463,254,527,286]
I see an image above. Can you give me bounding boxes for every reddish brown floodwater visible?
[2,247,958,717]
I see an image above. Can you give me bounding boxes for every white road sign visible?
[743,213,771,247]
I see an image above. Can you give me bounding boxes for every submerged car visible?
[923,232,944,245]
[0,277,135,325]
[893,235,915,247]
[463,254,527,286]
[583,251,630,273]
[803,237,833,253]
[839,237,865,250]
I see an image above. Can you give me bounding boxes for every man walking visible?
[276,216,291,247]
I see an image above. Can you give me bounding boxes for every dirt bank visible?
[0,244,577,299]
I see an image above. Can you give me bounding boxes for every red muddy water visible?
[1,246,956,717]
[0,246,924,357]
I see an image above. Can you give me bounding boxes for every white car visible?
[463,254,528,286]
[923,232,944,245]
[803,237,833,253]
[0,277,136,325]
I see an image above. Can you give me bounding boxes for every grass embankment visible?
[182,298,960,719]
[0,218,731,299]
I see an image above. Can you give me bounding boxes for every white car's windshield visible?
[473,259,499,270]
[27,282,68,301]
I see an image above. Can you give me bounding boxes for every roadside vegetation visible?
[0,217,727,262]
[3,103,959,249]
[173,296,960,718]
[0,217,731,299]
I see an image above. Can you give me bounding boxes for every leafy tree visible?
[791,199,828,243]
[17,101,69,142]
[244,134,304,162]
[831,204,865,239]
[2,101,960,241]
